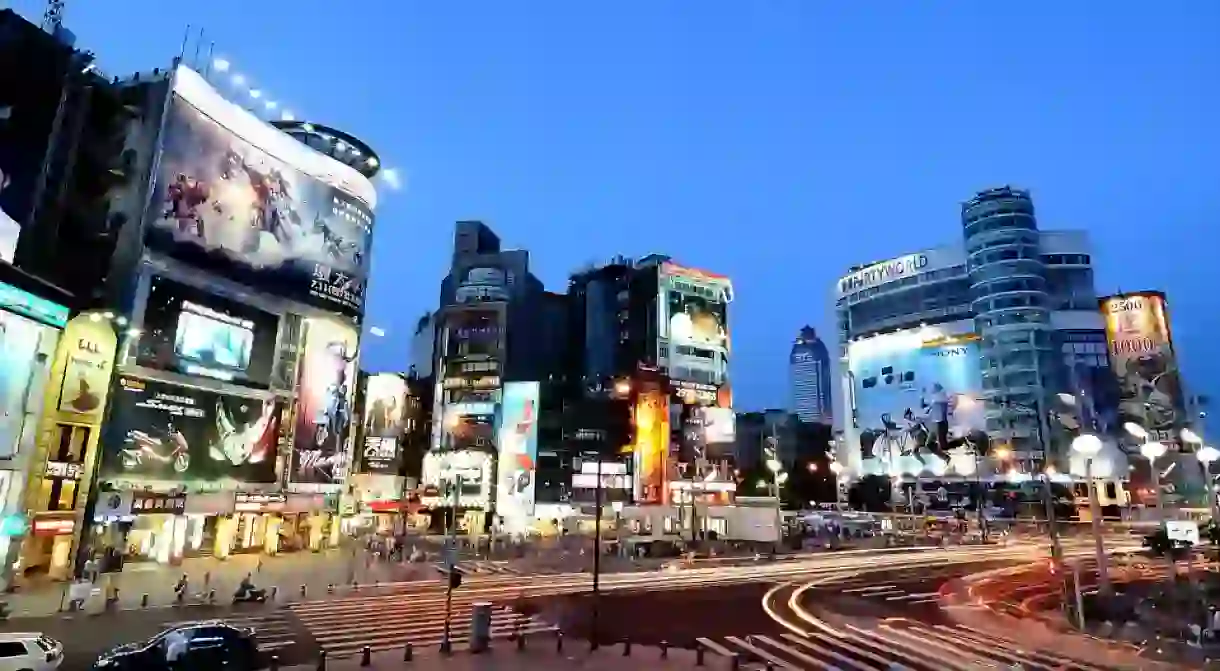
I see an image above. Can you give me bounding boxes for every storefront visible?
[0,273,71,586]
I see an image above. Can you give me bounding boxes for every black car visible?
[91,620,260,670]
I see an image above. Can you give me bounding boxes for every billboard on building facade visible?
[137,275,280,389]
[358,373,407,474]
[1100,292,1188,445]
[632,389,670,504]
[102,376,281,484]
[290,318,359,484]
[496,382,539,520]
[443,309,502,359]
[145,66,376,317]
[422,449,493,509]
[847,324,988,476]
[658,263,732,385]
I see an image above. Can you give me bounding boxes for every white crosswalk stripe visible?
[287,589,554,657]
[701,623,1115,670]
[430,560,523,575]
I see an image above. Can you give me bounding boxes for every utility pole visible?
[590,455,603,650]
[440,474,462,655]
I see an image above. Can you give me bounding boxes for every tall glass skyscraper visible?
[790,326,833,425]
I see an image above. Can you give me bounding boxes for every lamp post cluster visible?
[763,436,787,547]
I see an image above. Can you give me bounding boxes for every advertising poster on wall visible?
[137,275,279,388]
[144,68,375,317]
[358,373,407,474]
[290,318,359,484]
[847,325,988,476]
[1100,292,1187,445]
[450,413,496,452]
[632,390,670,504]
[102,376,280,484]
[0,311,58,458]
[56,315,118,419]
[496,382,539,520]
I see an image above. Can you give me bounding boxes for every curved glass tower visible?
[962,186,1059,463]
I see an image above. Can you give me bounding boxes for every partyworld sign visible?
[837,253,930,297]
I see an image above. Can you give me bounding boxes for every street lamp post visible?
[828,462,844,509]
[1071,433,1111,596]
[764,435,786,550]
[1140,441,1168,523]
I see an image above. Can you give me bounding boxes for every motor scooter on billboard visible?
[121,424,191,474]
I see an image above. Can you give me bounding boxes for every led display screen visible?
[496,382,539,519]
[358,373,407,474]
[137,276,279,388]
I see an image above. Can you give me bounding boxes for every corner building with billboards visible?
[835,187,1129,496]
[25,63,383,573]
[421,221,556,535]
[563,255,736,540]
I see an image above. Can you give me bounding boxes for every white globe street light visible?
[1123,423,1149,441]
[1071,433,1111,595]
[1181,428,1203,445]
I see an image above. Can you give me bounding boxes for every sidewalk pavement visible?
[283,642,710,670]
[3,548,417,617]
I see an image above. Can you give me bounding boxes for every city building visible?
[789,326,833,425]
[563,256,737,521]
[835,186,1124,483]
[422,220,549,533]
[3,38,386,580]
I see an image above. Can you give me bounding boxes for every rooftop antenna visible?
[41,0,65,32]
[192,27,205,69]
[178,24,191,61]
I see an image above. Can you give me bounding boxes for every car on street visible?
[0,633,63,671]
[90,620,260,670]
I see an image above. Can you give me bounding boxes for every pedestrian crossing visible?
[700,620,1115,670]
[430,559,524,575]
[286,588,556,657]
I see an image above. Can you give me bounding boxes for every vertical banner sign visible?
[290,318,359,484]
[496,382,540,519]
[1100,292,1187,446]
[359,373,407,474]
[632,390,670,505]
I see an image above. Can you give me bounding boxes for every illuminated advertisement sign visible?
[847,323,988,476]
[837,253,928,296]
[0,310,60,458]
[137,276,280,388]
[699,407,736,452]
[1100,292,1187,444]
[358,373,407,474]
[146,66,376,316]
[443,310,502,359]
[422,449,493,509]
[449,413,496,452]
[290,318,359,484]
[496,382,539,520]
[658,263,732,385]
[632,390,670,504]
[102,376,281,484]
[455,266,509,304]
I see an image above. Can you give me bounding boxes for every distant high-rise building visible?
[790,326,833,425]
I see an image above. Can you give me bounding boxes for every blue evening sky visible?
[11,1,1219,423]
